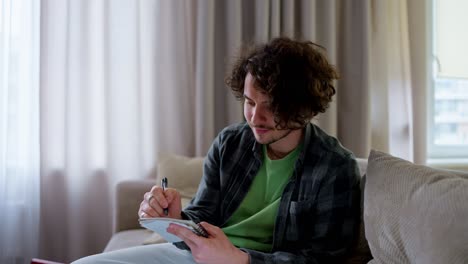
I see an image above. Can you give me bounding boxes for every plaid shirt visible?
[181,122,361,264]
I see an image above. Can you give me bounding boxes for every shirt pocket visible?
[286,199,315,241]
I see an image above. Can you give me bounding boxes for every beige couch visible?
[104,151,468,264]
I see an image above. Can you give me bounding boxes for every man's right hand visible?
[138,185,182,219]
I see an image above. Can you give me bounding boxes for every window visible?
[429,0,468,159]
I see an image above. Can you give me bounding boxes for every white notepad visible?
[139,217,208,243]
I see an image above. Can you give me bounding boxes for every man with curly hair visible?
[74,37,361,264]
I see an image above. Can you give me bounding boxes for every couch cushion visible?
[156,152,204,200]
[356,158,368,177]
[365,150,468,264]
[143,153,205,245]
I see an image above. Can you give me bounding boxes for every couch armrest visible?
[115,179,155,232]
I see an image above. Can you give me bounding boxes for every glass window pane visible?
[433,78,468,146]
[430,0,468,159]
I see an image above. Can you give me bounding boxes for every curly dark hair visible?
[226,37,338,129]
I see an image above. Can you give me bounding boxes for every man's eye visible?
[245,101,255,106]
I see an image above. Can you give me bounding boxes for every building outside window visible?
[429,0,468,159]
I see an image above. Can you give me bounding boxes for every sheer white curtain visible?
[368,0,415,162]
[39,0,233,262]
[359,0,427,164]
[0,0,40,263]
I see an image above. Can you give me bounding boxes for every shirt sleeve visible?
[181,131,223,225]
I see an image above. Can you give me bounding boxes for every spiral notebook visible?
[139,217,208,243]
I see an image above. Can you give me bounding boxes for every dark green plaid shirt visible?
[181,122,361,264]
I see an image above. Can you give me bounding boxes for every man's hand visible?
[138,185,182,219]
[168,222,249,264]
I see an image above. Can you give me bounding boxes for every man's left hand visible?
[167,221,249,264]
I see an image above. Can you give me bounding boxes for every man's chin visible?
[252,128,293,145]
[254,134,277,145]
[253,134,268,144]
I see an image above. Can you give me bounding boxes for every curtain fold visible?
[336,0,372,158]
[407,0,429,165]
[40,0,150,261]
[369,0,414,161]
[36,0,426,262]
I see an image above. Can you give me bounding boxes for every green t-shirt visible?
[222,144,302,252]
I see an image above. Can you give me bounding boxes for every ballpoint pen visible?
[161,177,168,215]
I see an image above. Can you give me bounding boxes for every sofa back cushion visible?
[356,158,368,176]
[365,150,468,264]
[156,152,204,203]
[143,153,205,245]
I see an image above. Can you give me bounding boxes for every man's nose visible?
[251,107,266,124]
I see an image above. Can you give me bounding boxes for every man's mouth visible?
[254,128,270,134]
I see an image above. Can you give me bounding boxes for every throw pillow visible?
[143,152,204,245]
[364,150,468,264]
[156,152,205,200]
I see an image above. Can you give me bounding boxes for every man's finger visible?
[143,202,163,217]
[167,223,201,247]
[153,188,169,208]
[139,211,146,218]
[164,188,178,203]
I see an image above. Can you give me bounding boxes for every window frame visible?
[427,0,468,160]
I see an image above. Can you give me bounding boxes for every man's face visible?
[243,73,292,145]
